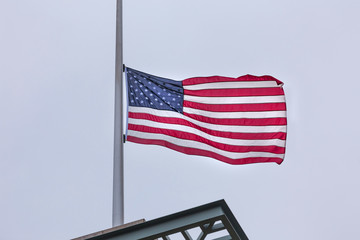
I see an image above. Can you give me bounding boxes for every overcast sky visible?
[1,0,360,239]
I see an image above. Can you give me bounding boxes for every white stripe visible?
[129,106,287,133]
[128,130,285,160]
[184,95,285,104]
[183,107,286,119]
[129,118,286,147]
[183,81,279,90]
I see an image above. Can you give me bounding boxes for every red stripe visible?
[183,113,287,126]
[127,136,284,165]
[183,75,283,86]
[183,101,286,112]
[128,112,286,140]
[128,124,285,154]
[184,87,284,97]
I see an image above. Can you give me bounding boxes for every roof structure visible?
[73,199,248,240]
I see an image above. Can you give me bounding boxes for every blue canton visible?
[126,67,184,113]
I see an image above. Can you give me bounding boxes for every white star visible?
[168,93,171,96]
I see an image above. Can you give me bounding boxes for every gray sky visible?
[1,0,360,239]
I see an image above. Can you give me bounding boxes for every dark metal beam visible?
[181,231,193,240]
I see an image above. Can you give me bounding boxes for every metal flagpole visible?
[113,0,124,227]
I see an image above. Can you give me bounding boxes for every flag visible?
[125,67,287,165]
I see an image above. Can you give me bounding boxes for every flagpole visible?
[113,0,124,227]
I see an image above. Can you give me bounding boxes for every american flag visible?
[125,67,287,165]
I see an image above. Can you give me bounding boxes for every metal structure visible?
[113,0,124,226]
[73,200,248,240]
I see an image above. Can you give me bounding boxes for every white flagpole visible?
[113,0,124,226]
